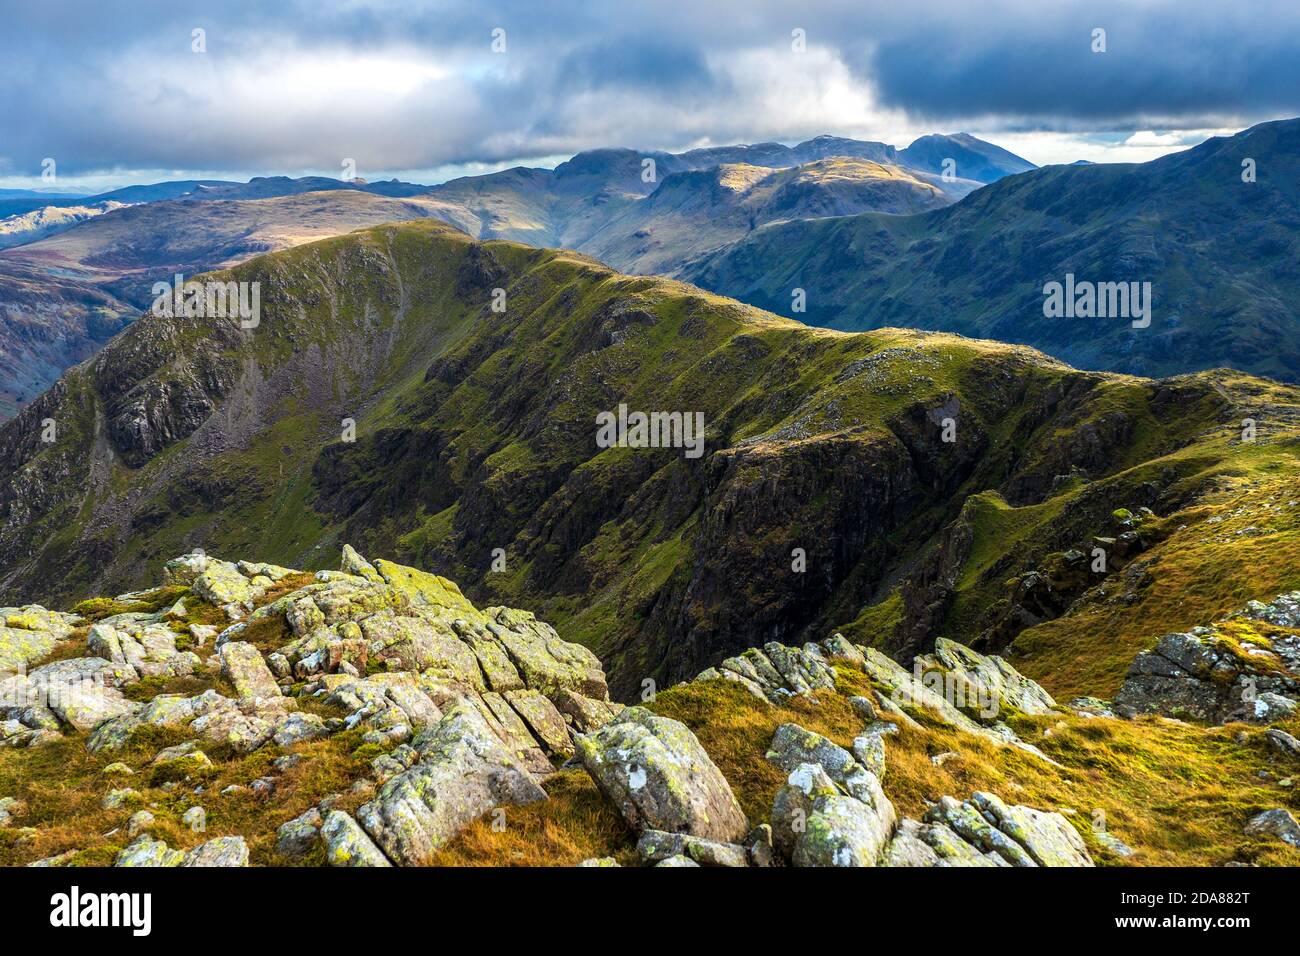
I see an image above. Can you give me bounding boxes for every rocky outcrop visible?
[765,721,1093,868]
[0,606,77,672]
[696,632,1061,762]
[1245,808,1300,848]
[768,727,896,867]
[576,706,748,843]
[1115,593,1300,723]
[356,705,547,866]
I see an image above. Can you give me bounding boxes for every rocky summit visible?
[2,547,1299,868]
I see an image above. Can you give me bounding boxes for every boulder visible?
[219,642,281,700]
[193,560,254,606]
[1244,808,1300,847]
[1266,728,1300,760]
[795,793,894,867]
[321,810,392,867]
[1115,624,1299,724]
[183,836,249,867]
[576,706,747,843]
[277,808,323,859]
[271,712,328,747]
[115,835,184,867]
[357,705,546,865]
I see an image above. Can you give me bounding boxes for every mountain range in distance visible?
[685,118,1300,383]
[3,119,1298,423]
[0,131,1030,416]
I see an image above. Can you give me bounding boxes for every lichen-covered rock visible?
[219,642,281,700]
[635,829,748,867]
[925,795,1036,867]
[277,808,323,859]
[164,551,209,585]
[271,712,328,747]
[182,806,206,830]
[149,741,213,778]
[920,791,1094,867]
[504,689,573,757]
[486,608,608,700]
[1244,808,1300,847]
[183,835,249,867]
[102,787,142,809]
[764,724,898,868]
[881,818,942,867]
[577,706,748,843]
[0,625,58,673]
[357,704,546,865]
[852,732,887,779]
[9,657,140,733]
[1115,618,1299,724]
[915,638,1057,717]
[193,560,255,607]
[87,621,194,679]
[321,810,392,867]
[796,792,894,867]
[115,835,184,867]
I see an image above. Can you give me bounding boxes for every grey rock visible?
[357,704,545,866]
[321,810,392,867]
[115,835,184,867]
[576,706,747,843]
[183,835,249,867]
[1244,808,1300,847]
[276,808,323,859]
[219,642,281,700]
[1266,728,1300,759]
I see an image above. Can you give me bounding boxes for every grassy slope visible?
[3,221,1300,700]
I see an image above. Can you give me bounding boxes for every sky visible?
[2,0,1298,191]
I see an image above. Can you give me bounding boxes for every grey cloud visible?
[1,0,1298,178]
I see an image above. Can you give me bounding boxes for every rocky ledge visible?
[1113,592,1300,723]
[4,551,1299,867]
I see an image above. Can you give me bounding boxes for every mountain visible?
[575,159,957,276]
[0,200,130,251]
[0,262,134,417]
[0,190,466,413]
[2,221,1298,708]
[1,190,455,297]
[898,132,1038,183]
[0,135,1021,420]
[418,133,1011,259]
[0,181,239,220]
[683,118,1300,383]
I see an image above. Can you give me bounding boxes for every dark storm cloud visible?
[1,0,1297,178]
[865,4,1300,129]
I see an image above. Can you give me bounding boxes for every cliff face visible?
[2,220,1299,700]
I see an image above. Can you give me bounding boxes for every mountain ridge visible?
[2,220,1298,704]
[683,117,1300,383]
